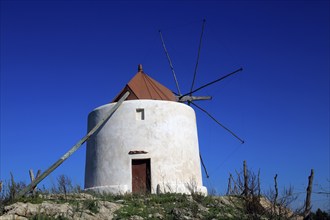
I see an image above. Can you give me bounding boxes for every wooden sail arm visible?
[17,91,130,198]
[177,95,212,102]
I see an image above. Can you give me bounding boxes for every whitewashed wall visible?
[84,100,207,195]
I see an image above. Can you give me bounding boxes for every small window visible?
[136,108,145,120]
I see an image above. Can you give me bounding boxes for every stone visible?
[0,194,122,220]
[153,212,164,219]
[115,199,125,204]
[0,214,28,220]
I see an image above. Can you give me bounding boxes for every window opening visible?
[136,108,145,120]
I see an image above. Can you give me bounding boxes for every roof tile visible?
[112,70,176,102]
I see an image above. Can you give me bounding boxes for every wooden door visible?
[132,159,151,193]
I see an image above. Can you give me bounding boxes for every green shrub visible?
[83,199,99,214]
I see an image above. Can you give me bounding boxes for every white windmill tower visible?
[84,64,208,194]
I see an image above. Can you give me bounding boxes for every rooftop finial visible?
[138,64,143,72]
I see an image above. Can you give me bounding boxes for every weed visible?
[17,195,45,204]
[83,199,99,214]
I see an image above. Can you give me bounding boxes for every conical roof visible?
[112,65,176,102]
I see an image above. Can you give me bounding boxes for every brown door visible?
[132,159,151,193]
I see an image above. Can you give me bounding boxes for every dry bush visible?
[226,163,299,219]
[265,185,301,219]
[51,174,74,198]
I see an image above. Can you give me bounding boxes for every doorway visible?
[132,159,151,193]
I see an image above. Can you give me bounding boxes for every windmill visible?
[17,20,244,198]
[159,19,244,178]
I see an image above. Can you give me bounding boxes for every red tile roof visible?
[112,67,176,102]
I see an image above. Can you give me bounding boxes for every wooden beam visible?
[17,91,130,198]
[29,169,35,182]
[177,95,212,102]
[304,169,314,219]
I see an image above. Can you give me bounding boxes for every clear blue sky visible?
[1,0,329,211]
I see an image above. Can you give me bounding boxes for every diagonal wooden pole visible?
[17,91,130,198]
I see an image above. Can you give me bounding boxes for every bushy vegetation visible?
[1,170,329,219]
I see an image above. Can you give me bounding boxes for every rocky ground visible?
[0,193,121,220]
[0,193,303,220]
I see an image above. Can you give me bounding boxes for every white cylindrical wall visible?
[84,100,207,194]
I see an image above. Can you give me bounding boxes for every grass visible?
[110,193,228,219]
[1,190,259,219]
[2,191,249,219]
[1,172,312,219]
[82,199,99,214]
